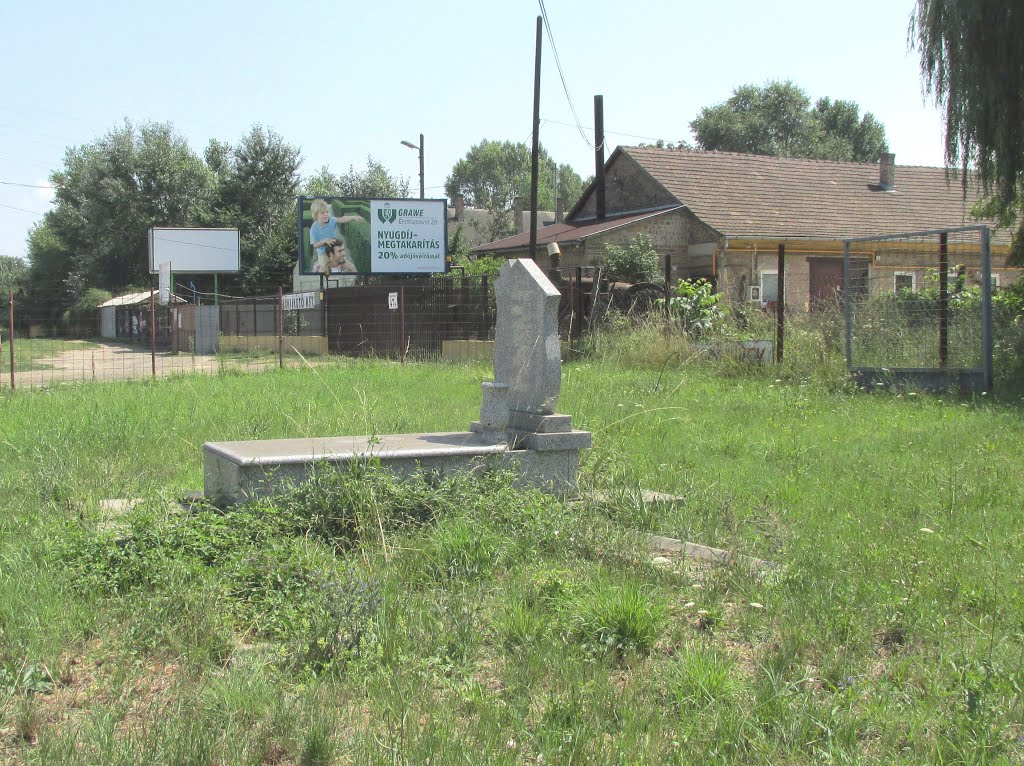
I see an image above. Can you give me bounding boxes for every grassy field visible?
[1,347,1022,764]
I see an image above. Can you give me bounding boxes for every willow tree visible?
[912,1,1024,213]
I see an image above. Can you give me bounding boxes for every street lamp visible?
[400,133,424,199]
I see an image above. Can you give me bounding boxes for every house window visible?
[894,271,916,293]
[759,271,778,304]
[991,273,1001,290]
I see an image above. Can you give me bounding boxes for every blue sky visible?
[0,0,944,260]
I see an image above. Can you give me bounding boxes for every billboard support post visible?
[150,288,156,379]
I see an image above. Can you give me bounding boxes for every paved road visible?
[1,341,275,388]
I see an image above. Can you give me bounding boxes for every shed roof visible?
[98,292,185,308]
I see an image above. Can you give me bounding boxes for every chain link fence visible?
[844,226,995,393]
[1,270,615,389]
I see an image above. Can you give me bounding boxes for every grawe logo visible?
[377,204,397,224]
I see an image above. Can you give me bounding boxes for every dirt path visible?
[1,341,273,388]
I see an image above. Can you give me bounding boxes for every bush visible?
[659,278,724,337]
[601,234,660,282]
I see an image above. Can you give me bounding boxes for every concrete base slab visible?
[203,430,588,505]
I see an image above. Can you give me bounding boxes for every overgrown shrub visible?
[658,278,724,337]
[601,234,660,282]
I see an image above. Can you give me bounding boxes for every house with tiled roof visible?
[473,147,1019,310]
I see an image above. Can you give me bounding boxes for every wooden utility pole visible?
[529,15,542,260]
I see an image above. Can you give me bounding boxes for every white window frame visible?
[894,271,916,293]
[991,273,1001,290]
[758,270,779,305]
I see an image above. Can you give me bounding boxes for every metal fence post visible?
[776,243,785,364]
[7,289,14,390]
[938,232,949,369]
[150,288,156,379]
[277,287,284,369]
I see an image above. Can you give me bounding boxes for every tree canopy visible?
[28,121,315,309]
[690,81,889,162]
[0,255,28,294]
[912,0,1024,258]
[445,140,586,240]
[304,157,410,199]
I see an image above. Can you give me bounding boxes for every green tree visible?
[445,140,585,241]
[0,255,28,293]
[690,81,889,162]
[912,0,1024,260]
[206,125,302,289]
[24,218,77,323]
[48,121,215,294]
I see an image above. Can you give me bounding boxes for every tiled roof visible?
[616,147,1007,244]
[472,208,683,254]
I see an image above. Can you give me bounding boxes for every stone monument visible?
[203,259,591,503]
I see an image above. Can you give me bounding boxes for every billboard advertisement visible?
[297,197,447,276]
[148,227,240,274]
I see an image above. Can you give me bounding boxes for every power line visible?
[0,180,55,189]
[541,117,687,146]
[537,0,604,153]
[0,202,45,216]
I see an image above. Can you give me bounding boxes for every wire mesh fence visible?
[843,226,994,392]
[1,271,614,390]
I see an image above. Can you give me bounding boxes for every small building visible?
[97,292,183,342]
[473,148,1020,310]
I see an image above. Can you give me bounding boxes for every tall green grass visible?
[1,348,1023,764]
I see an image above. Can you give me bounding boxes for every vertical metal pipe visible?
[399,285,406,363]
[664,253,672,320]
[776,244,785,364]
[843,242,852,369]
[150,288,157,379]
[7,289,14,390]
[529,15,542,261]
[277,286,284,369]
[980,226,994,392]
[939,232,949,369]
[595,95,606,220]
[568,275,575,349]
[418,133,425,200]
[575,266,584,337]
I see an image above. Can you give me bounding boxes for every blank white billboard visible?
[148,228,240,274]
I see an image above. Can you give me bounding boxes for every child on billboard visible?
[308,198,363,271]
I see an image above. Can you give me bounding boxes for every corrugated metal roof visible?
[97,292,185,307]
[472,207,683,253]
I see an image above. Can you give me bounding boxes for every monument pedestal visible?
[202,259,592,506]
[204,429,590,505]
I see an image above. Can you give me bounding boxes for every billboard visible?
[297,197,447,276]
[148,227,240,274]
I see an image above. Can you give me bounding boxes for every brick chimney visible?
[453,194,465,220]
[879,153,895,191]
[555,196,564,224]
[513,196,525,234]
